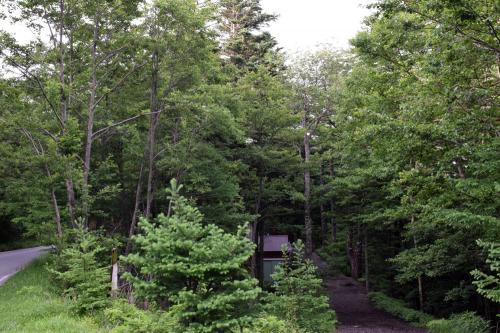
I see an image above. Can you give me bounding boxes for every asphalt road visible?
[0,246,52,286]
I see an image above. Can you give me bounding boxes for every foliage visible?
[471,241,500,304]
[266,240,337,333]
[48,223,111,314]
[240,315,301,333]
[1,0,498,325]
[316,240,350,276]
[123,180,261,333]
[427,312,491,333]
[328,0,500,317]
[217,0,282,73]
[368,292,433,327]
[104,299,177,333]
[0,258,102,333]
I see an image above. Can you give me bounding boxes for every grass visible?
[427,312,491,333]
[368,291,434,327]
[0,256,103,333]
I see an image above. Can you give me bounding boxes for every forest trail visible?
[327,276,427,333]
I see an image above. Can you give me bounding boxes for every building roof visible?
[263,235,290,252]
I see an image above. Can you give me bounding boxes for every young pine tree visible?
[123,180,261,333]
[266,240,337,333]
[49,221,110,314]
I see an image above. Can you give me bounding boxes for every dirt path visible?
[327,276,427,333]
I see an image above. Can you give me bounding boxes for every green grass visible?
[427,312,491,333]
[368,291,434,327]
[0,256,103,333]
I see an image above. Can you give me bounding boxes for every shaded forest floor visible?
[327,276,427,333]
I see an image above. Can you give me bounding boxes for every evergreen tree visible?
[266,240,336,333]
[217,0,282,73]
[123,180,261,332]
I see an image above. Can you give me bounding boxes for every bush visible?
[241,315,302,333]
[48,223,110,314]
[104,299,178,333]
[368,292,433,327]
[265,240,337,333]
[123,180,261,333]
[427,312,490,333]
[471,240,500,304]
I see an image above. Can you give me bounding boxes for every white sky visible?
[261,0,373,53]
[0,1,373,51]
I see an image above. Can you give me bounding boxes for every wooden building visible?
[260,235,291,284]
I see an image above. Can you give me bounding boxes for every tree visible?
[327,0,500,316]
[123,180,261,332]
[289,50,350,256]
[217,0,281,73]
[471,241,500,305]
[266,240,337,333]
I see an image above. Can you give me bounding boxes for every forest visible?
[0,0,498,332]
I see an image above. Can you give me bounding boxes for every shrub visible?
[265,240,337,333]
[104,299,177,333]
[471,240,500,304]
[241,315,302,333]
[123,180,261,333]
[368,292,433,327]
[427,312,490,333]
[48,223,110,314]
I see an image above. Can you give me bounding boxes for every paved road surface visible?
[0,246,52,286]
[328,276,427,333]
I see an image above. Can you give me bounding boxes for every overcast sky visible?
[261,0,373,53]
[1,1,373,51]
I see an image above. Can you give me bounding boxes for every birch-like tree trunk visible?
[57,0,77,227]
[82,13,100,222]
[145,48,159,218]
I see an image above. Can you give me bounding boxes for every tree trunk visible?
[46,165,62,238]
[125,163,144,255]
[364,227,369,291]
[57,0,76,228]
[111,248,118,298]
[347,225,361,279]
[82,14,99,222]
[145,48,159,218]
[257,219,265,285]
[304,131,313,256]
[65,178,76,227]
[250,176,264,278]
[320,203,326,244]
[319,163,327,244]
[329,160,336,242]
[411,215,424,311]
[417,273,424,311]
[58,0,67,124]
